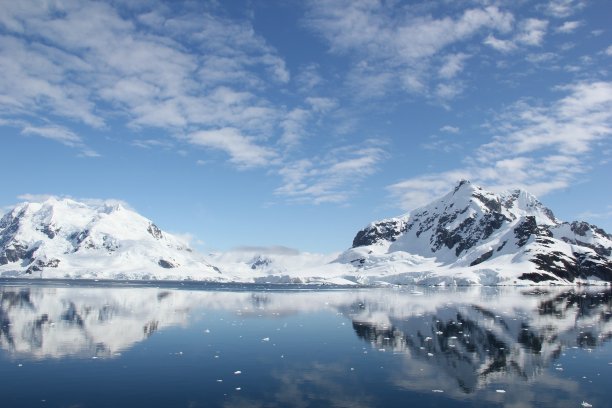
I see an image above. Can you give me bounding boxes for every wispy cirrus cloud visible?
[276,141,387,204]
[0,0,285,160]
[544,0,586,18]
[305,1,514,100]
[556,20,582,33]
[484,18,549,52]
[188,127,277,168]
[18,124,99,157]
[389,81,612,211]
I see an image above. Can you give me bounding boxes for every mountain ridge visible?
[339,180,612,284]
[0,197,221,280]
[1,182,611,285]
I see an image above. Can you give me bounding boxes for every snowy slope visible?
[0,197,222,280]
[337,180,612,285]
[208,247,339,283]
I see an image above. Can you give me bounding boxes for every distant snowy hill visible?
[208,247,338,283]
[336,180,612,285]
[0,198,222,280]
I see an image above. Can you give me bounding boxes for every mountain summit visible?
[0,197,221,280]
[338,180,612,285]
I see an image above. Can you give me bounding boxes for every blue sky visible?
[1,0,611,253]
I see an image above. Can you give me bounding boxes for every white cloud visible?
[605,45,612,56]
[388,81,612,211]
[440,125,460,133]
[21,125,82,146]
[483,35,517,53]
[275,141,387,204]
[132,139,174,149]
[515,18,548,46]
[526,52,558,64]
[228,245,301,256]
[14,194,132,210]
[305,97,337,113]
[556,20,582,33]
[188,127,277,168]
[484,18,548,52]
[578,206,612,221]
[438,53,469,79]
[295,63,323,92]
[16,193,57,203]
[0,1,289,168]
[280,108,311,148]
[435,83,464,101]
[544,0,586,18]
[305,2,514,99]
[20,124,99,157]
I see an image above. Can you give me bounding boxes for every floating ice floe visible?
[581,402,592,407]
[234,370,241,375]
[496,390,506,393]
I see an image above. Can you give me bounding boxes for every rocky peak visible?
[352,216,410,248]
[0,197,218,279]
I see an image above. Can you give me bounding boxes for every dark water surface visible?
[0,282,610,407]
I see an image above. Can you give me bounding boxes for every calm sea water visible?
[0,281,610,408]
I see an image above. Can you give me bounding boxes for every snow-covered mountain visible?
[337,180,612,285]
[0,197,222,280]
[2,183,610,285]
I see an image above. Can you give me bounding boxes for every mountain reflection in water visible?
[0,283,610,407]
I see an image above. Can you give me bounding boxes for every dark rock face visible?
[0,210,27,265]
[352,218,408,248]
[250,256,272,270]
[573,252,612,281]
[514,216,538,247]
[158,259,176,269]
[25,258,60,275]
[561,221,612,257]
[470,250,493,266]
[348,181,612,283]
[147,223,163,240]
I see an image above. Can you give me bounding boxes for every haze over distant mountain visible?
[0,197,221,280]
[337,180,612,285]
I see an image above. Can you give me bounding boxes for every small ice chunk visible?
[432,390,444,393]
[217,379,223,382]
[235,387,241,391]
[234,371,242,375]
[427,353,434,357]
[581,402,592,407]
[496,390,506,393]
[262,337,270,342]
[204,329,210,333]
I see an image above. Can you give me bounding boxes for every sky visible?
[1,0,611,254]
